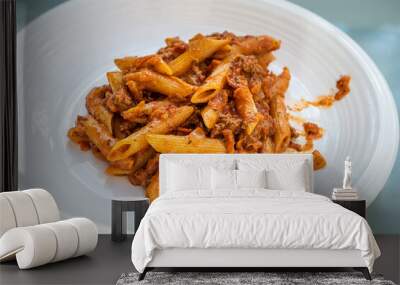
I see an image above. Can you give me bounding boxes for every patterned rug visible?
[116,271,396,285]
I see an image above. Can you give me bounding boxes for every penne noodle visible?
[237,35,281,55]
[168,52,194,77]
[257,52,275,69]
[270,94,291,153]
[67,127,90,151]
[145,173,159,202]
[80,115,116,157]
[201,107,219,129]
[124,69,196,99]
[146,133,226,153]
[261,137,275,153]
[222,129,235,153]
[132,147,156,172]
[126,80,143,102]
[114,56,139,72]
[191,63,230,103]
[201,90,228,129]
[266,67,291,98]
[107,106,194,161]
[146,56,173,75]
[115,55,173,75]
[105,157,135,176]
[86,86,114,134]
[189,127,206,138]
[67,116,91,150]
[188,34,231,62]
[169,34,230,76]
[267,67,291,152]
[122,100,174,123]
[234,86,263,135]
[106,71,124,92]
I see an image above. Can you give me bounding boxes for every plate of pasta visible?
[18,0,398,229]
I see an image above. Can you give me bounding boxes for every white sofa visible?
[0,189,98,269]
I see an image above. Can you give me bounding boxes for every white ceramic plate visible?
[17,0,398,232]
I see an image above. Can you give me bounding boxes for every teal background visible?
[16,0,400,234]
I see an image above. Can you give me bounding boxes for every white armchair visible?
[0,189,98,269]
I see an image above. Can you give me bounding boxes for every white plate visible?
[17,0,398,232]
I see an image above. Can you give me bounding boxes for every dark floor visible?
[0,235,399,285]
[0,235,134,285]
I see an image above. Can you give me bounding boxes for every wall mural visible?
[16,0,399,234]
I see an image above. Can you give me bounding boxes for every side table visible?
[332,199,366,218]
[112,199,149,241]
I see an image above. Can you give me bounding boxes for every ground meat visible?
[105,88,133,112]
[335,75,351,100]
[67,115,91,150]
[227,55,266,90]
[157,37,188,62]
[181,62,208,86]
[211,110,242,138]
[113,115,137,139]
[236,133,263,153]
[235,117,274,153]
[128,154,159,187]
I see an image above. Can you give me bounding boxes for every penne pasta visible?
[145,173,159,202]
[67,116,91,150]
[146,132,226,153]
[257,52,275,69]
[270,99,291,153]
[122,100,174,123]
[189,34,231,62]
[126,80,143,102]
[107,106,194,161]
[115,55,173,75]
[270,94,291,153]
[265,67,291,152]
[106,71,124,92]
[132,147,156,172]
[201,90,228,129]
[234,86,263,135]
[169,34,230,76]
[222,129,235,153]
[105,157,135,176]
[191,63,230,103]
[168,52,193,77]
[86,86,114,134]
[124,69,196,99]
[266,67,291,99]
[237,35,281,55]
[80,115,116,157]
[261,137,275,153]
[201,107,219,130]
